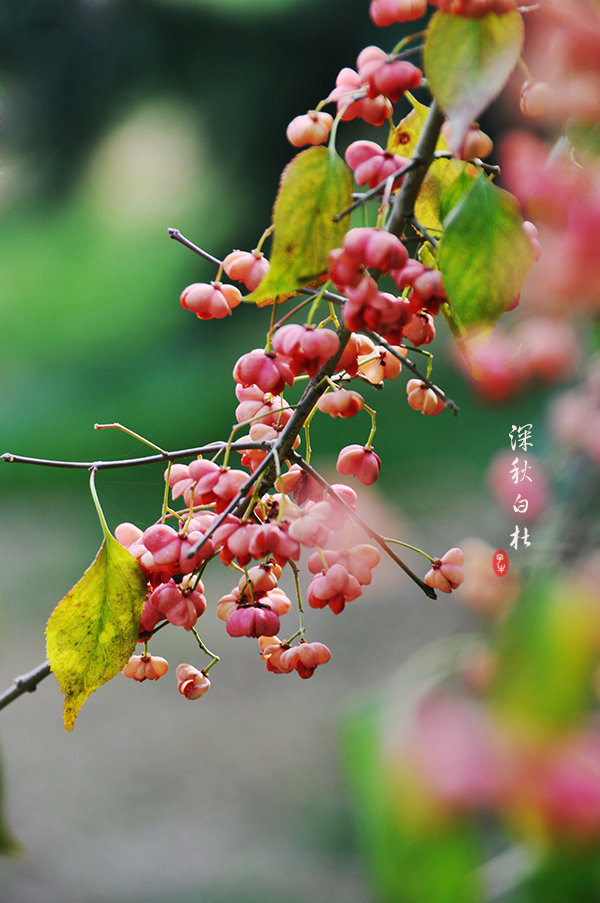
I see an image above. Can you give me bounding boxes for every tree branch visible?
[385,100,446,241]
[1,440,273,471]
[0,661,52,712]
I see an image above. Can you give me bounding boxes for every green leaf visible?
[438,173,534,330]
[388,96,473,236]
[424,11,524,148]
[46,530,147,732]
[437,168,476,225]
[244,146,353,306]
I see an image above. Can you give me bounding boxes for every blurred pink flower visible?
[502,132,600,311]
[487,451,550,523]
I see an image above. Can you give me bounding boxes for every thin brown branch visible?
[385,100,446,240]
[1,440,273,471]
[168,228,222,266]
[0,661,52,712]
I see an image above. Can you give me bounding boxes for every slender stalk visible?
[289,451,437,600]
[366,330,459,415]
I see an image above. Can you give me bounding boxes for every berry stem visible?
[271,296,314,332]
[94,422,168,455]
[191,628,220,672]
[365,406,377,448]
[162,462,172,524]
[383,536,436,562]
[255,224,274,254]
[305,283,329,327]
[290,452,437,599]
[288,560,306,639]
[391,33,426,56]
[366,330,459,415]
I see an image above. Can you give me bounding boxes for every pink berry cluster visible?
[327,226,443,355]
[368,0,518,28]
[259,638,331,679]
[116,416,464,691]
[118,451,397,691]
[428,0,519,16]
[122,654,169,682]
[369,0,427,26]
[120,16,491,701]
[306,544,381,614]
[284,43,422,149]
[179,247,270,319]
[327,46,422,127]
[424,548,466,594]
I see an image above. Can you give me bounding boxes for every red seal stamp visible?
[493,549,509,576]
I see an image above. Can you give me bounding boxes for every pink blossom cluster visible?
[454,316,578,403]
[502,133,600,312]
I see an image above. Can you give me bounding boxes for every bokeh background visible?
[1,1,544,901]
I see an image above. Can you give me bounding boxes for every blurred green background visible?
[0,1,544,901]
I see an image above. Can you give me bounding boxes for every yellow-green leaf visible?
[244,146,353,306]
[46,532,147,732]
[438,173,534,330]
[424,11,524,149]
[388,97,473,236]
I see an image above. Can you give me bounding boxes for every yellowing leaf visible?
[46,532,147,731]
[245,146,353,306]
[388,97,473,236]
[424,11,524,149]
[438,173,534,330]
